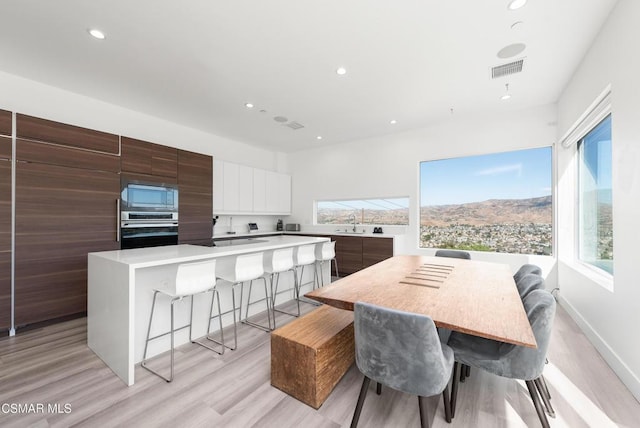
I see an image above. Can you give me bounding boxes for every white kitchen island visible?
[88,235,330,385]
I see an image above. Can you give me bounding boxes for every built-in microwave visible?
[120,179,179,212]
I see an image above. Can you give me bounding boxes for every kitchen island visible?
[88,235,330,385]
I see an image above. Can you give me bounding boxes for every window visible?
[316,198,409,226]
[420,147,553,255]
[578,115,613,275]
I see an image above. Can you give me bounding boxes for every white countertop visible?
[89,235,329,268]
[212,231,397,239]
[283,230,397,238]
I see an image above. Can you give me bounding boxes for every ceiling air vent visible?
[285,121,304,130]
[491,59,524,79]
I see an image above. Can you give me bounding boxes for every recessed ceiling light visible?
[88,29,105,40]
[507,0,527,10]
[390,120,397,125]
[316,136,323,140]
[245,103,254,108]
[336,67,347,75]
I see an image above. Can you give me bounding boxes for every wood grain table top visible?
[305,255,537,348]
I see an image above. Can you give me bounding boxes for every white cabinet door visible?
[222,162,239,212]
[253,168,266,213]
[265,170,279,212]
[212,159,224,213]
[278,173,291,214]
[213,160,290,214]
[238,165,253,212]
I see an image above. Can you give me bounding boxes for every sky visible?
[420,147,553,206]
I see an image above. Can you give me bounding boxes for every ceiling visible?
[0,0,618,153]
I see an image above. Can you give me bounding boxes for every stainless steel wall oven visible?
[120,179,179,249]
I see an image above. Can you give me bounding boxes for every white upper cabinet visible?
[265,170,279,213]
[253,168,266,212]
[212,159,224,213]
[278,173,291,213]
[222,162,240,212]
[213,159,291,215]
[238,165,253,212]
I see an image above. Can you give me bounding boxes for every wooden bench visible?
[271,305,355,409]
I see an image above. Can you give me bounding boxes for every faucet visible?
[349,214,357,232]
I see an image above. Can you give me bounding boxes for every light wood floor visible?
[1,300,638,428]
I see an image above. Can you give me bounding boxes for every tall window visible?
[578,115,613,275]
[420,147,552,255]
[316,198,409,226]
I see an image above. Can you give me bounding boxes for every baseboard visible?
[558,295,640,403]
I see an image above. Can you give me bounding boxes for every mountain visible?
[420,196,552,226]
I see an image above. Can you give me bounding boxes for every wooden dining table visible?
[305,255,537,348]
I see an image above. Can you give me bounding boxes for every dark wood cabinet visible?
[5,112,217,328]
[178,150,212,245]
[330,235,394,276]
[17,114,119,154]
[0,136,12,329]
[333,235,363,275]
[14,117,120,326]
[362,237,394,268]
[0,109,11,136]
[121,137,177,179]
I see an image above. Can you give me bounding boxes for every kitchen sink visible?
[335,229,367,234]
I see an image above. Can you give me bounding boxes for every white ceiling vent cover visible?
[491,59,524,79]
[285,121,304,130]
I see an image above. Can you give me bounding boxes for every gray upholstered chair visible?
[351,302,453,428]
[447,289,556,428]
[516,273,545,300]
[434,249,471,260]
[514,263,542,283]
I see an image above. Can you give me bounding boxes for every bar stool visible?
[263,247,296,329]
[273,244,319,317]
[141,259,219,382]
[294,244,320,306]
[217,252,270,350]
[315,240,338,288]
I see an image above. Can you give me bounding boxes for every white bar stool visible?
[274,244,319,312]
[315,240,339,288]
[141,259,219,382]
[217,252,270,350]
[264,247,297,329]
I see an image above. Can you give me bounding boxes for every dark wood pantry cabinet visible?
[1,111,214,329]
[178,150,213,245]
[14,114,120,326]
[0,109,13,329]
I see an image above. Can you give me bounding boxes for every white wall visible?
[556,0,640,401]
[288,103,558,282]
[0,70,286,172]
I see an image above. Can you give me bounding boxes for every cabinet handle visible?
[116,199,121,242]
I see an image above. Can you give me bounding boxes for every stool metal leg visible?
[332,257,339,279]
[141,291,180,383]
[242,277,273,332]
[297,264,321,306]
[191,288,225,355]
[142,290,160,365]
[273,268,301,318]
[229,282,240,350]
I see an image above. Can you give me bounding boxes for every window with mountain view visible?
[316,198,409,226]
[420,147,553,255]
[578,115,613,275]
